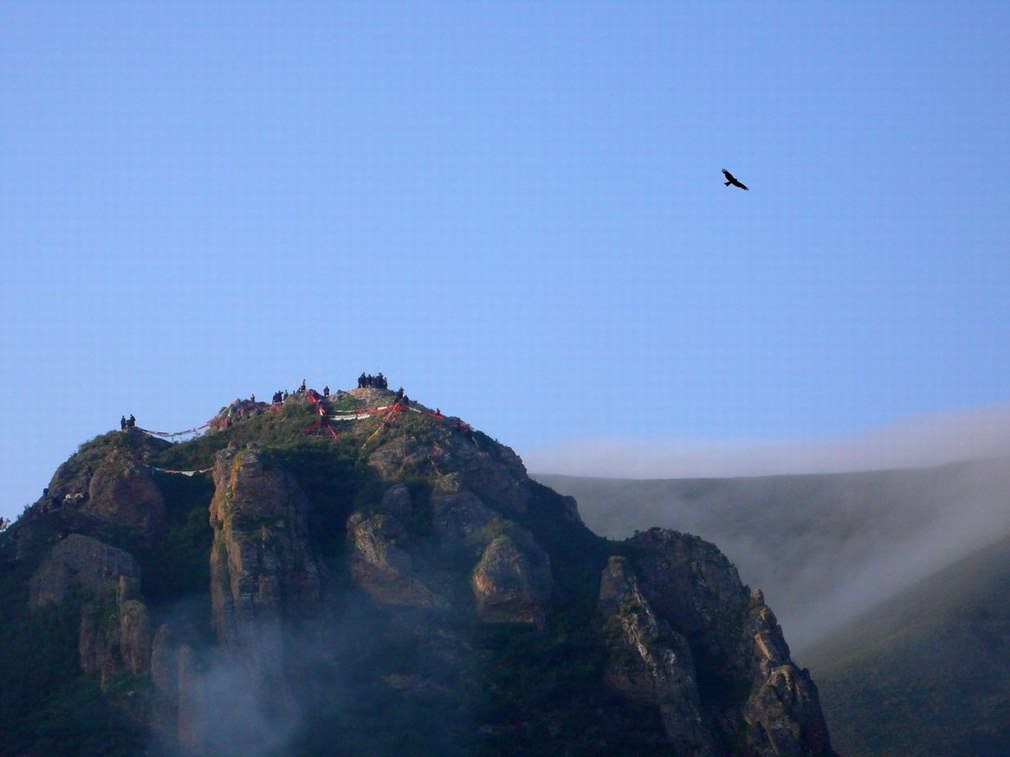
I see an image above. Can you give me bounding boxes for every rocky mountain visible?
[0,386,834,756]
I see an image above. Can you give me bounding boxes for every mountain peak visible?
[0,383,835,755]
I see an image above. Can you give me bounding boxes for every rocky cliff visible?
[0,385,835,755]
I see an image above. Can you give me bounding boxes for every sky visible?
[2,2,1010,520]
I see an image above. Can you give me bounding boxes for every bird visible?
[722,169,749,191]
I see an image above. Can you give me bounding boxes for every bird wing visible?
[722,169,733,180]
[737,181,749,190]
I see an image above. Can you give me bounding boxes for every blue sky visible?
[2,2,1009,518]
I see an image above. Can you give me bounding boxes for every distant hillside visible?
[537,459,1010,649]
[805,535,1010,755]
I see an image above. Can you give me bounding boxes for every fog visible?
[525,403,1010,479]
[530,405,1010,651]
[169,645,300,757]
[148,597,479,756]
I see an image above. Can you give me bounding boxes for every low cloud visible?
[524,403,1010,478]
[530,402,1010,650]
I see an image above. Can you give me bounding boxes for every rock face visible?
[30,533,141,607]
[366,427,530,514]
[350,433,553,624]
[42,432,167,538]
[200,444,326,745]
[596,529,836,755]
[209,445,322,654]
[598,556,719,752]
[30,534,152,683]
[85,448,165,537]
[348,509,445,608]
[79,576,152,679]
[471,532,551,627]
[430,489,496,542]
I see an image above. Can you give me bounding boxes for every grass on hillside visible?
[806,535,1010,756]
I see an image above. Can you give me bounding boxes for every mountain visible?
[0,386,834,756]
[537,460,1010,649]
[806,535,1010,755]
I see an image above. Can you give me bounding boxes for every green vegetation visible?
[806,535,1010,755]
[136,471,215,612]
[466,613,669,755]
[151,401,318,471]
[0,561,144,755]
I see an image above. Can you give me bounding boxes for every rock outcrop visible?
[30,533,141,607]
[598,556,719,752]
[146,625,209,755]
[205,443,323,737]
[350,430,552,624]
[30,534,152,684]
[598,528,836,755]
[78,576,152,679]
[209,445,322,654]
[471,532,551,627]
[366,427,530,514]
[41,432,167,538]
[430,488,496,542]
[85,448,165,537]
[348,509,445,608]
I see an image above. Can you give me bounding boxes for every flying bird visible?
[722,169,749,191]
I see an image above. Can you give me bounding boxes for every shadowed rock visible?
[471,532,551,627]
[30,533,141,607]
[348,510,446,607]
[208,445,323,725]
[86,448,165,537]
[209,445,322,651]
[613,528,835,754]
[30,534,152,685]
[598,556,720,752]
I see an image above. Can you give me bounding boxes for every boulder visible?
[471,532,551,626]
[86,448,165,537]
[29,534,141,608]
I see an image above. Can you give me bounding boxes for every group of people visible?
[271,380,307,403]
[358,372,388,389]
[120,414,136,430]
[272,383,335,404]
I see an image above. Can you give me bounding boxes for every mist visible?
[524,403,1010,479]
[530,405,1010,651]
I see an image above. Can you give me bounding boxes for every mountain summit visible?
[0,383,834,755]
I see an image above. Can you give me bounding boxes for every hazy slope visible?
[804,535,1010,756]
[537,458,1010,648]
